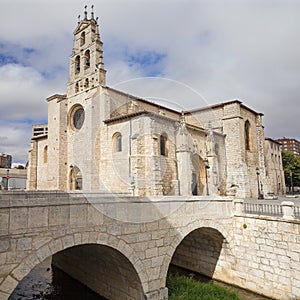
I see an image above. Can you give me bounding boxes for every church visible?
[26,8,285,198]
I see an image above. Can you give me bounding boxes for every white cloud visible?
[0,0,300,163]
[0,64,49,120]
[0,121,32,163]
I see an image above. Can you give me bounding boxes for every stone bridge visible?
[0,191,299,300]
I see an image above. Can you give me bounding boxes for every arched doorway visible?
[191,154,206,195]
[69,165,82,190]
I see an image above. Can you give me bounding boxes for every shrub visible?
[167,273,241,300]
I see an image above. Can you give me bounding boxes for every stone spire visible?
[91,5,94,19]
[84,5,88,20]
[67,6,106,96]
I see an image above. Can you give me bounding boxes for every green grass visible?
[167,273,241,300]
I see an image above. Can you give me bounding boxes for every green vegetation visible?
[282,151,300,191]
[167,273,241,300]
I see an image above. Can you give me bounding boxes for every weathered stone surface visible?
[0,192,299,300]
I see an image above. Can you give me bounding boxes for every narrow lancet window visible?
[160,134,167,156]
[80,32,85,46]
[43,146,48,163]
[113,133,122,152]
[85,50,90,68]
[75,56,80,74]
[245,120,251,151]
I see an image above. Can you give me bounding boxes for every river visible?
[9,259,271,300]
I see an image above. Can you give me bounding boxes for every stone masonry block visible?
[9,208,28,233]
[146,248,158,259]
[70,205,87,227]
[0,240,9,252]
[11,262,32,281]
[36,245,51,262]
[16,238,32,251]
[0,275,18,294]
[28,207,48,228]
[0,210,9,236]
[49,206,69,226]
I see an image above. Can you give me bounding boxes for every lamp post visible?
[256,167,263,199]
[6,169,10,190]
[69,165,73,190]
[290,171,293,194]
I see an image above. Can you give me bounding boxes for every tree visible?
[282,151,300,192]
[15,165,25,169]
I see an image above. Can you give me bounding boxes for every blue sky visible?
[0,0,300,164]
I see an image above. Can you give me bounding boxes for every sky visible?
[0,0,300,165]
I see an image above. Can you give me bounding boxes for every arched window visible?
[80,32,85,46]
[43,145,48,163]
[75,55,80,74]
[84,50,90,68]
[160,134,167,156]
[69,165,83,190]
[84,78,89,88]
[113,133,122,152]
[75,82,79,93]
[245,120,251,151]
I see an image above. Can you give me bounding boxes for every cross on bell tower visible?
[67,5,106,96]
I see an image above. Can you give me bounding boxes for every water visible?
[9,260,271,300]
[9,258,105,300]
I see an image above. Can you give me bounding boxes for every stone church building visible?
[26,9,285,198]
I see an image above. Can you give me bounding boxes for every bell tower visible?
[67,5,106,96]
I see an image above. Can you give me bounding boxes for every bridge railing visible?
[234,200,300,220]
[295,206,300,219]
[243,202,283,218]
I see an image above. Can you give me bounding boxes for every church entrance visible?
[69,165,83,190]
[191,154,206,195]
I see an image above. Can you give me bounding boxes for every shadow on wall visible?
[170,227,224,278]
[52,244,144,300]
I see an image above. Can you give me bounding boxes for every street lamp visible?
[6,169,10,190]
[256,167,263,199]
[289,171,293,195]
[69,165,73,190]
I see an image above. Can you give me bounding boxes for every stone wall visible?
[36,138,49,189]
[0,191,234,300]
[230,213,300,299]
[264,139,286,195]
[26,140,38,190]
[47,94,68,190]
[2,194,299,300]
[190,101,268,198]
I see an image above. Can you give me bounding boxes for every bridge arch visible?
[160,220,235,286]
[5,231,148,299]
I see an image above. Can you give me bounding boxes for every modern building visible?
[0,153,12,169]
[32,124,48,137]
[26,8,283,198]
[276,137,300,157]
